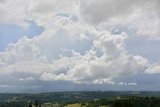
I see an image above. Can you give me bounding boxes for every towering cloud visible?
[0,0,160,92]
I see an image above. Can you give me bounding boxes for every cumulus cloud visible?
[118,82,137,86]
[80,0,160,40]
[0,0,159,39]
[0,0,160,91]
[56,31,148,84]
[145,63,160,74]
[0,0,78,27]
[19,77,34,81]
[0,26,152,85]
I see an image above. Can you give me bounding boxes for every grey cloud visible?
[80,0,160,40]
[80,0,160,24]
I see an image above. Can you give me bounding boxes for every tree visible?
[29,101,32,107]
[34,99,39,107]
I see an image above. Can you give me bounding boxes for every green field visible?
[65,103,81,107]
[65,103,110,107]
[99,105,110,107]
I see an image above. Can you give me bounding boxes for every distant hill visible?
[0,91,160,107]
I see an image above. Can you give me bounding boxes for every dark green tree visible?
[29,101,32,107]
[34,99,39,107]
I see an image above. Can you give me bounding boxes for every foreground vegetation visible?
[0,91,160,107]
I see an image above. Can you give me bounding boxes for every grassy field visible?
[65,103,110,107]
[65,103,81,107]
[99,106,110,107]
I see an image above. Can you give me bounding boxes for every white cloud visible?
[0,0,78,27]
[0,0,159,40]
[93,78,115,85]
[128,83,137,86]
[0,28,149,84]
[19,77,34,81]
[38,31,149,84]
[118,82,137,86]
[145,63,160,74]
[0,0,160,90]
[80,0,160,40]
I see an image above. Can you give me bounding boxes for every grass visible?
[65,103,81,107]
[99,105,110,107]
[65,103,110,107]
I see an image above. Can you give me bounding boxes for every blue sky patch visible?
[0,22,44,51]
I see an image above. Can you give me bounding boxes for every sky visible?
[0,0,160,93]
